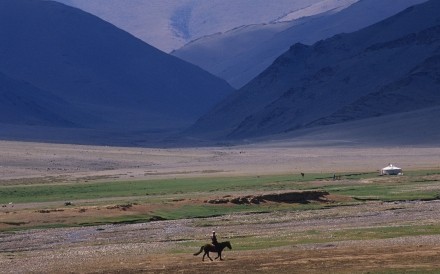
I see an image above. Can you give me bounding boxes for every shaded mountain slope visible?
[0,71,83,127]
[309,51,440,127]
[0,0,234,131]
[279,106,440,146]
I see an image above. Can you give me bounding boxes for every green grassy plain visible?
[1,170,439,204]
[1,170,440,231]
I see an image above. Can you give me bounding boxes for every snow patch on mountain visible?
[275,0,357,22]
[53,0,345,52]
[170,2,194,40]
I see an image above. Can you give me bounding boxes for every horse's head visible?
[225,241,232,250]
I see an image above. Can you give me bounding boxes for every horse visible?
[193,241,232,261]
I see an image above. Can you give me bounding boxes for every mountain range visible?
[0,0,233,135]
[1,0,439,146]
[172,0,428,88]
[187,0,440,142]
[56,0,427,90]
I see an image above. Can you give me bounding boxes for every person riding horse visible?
[194,231,231,262]
[211,231,220,251]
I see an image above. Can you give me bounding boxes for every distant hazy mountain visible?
[173,0,428,88]
[54,0,345,53]
[0,0,233,133]
[187,0,440,141]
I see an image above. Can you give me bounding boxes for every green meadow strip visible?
[0,173,332,204]
[325,181,440,201]
[0,170,438,205]
[3,223,72,232]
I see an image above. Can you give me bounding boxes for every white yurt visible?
[380,164,403,175]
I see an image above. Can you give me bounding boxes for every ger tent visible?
[380,164,402,175]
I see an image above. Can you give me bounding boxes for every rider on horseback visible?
[211,231,220,251]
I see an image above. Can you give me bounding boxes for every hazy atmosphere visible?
[1,0,439,273]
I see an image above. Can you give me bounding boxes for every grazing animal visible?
[193,241,232,261]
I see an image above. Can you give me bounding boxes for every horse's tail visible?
[193,246,203,256]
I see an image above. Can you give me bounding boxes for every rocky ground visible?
[2,199,440,273]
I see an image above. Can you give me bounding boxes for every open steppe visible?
[1,140,440,273]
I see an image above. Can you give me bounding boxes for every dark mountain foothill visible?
[0,0,234,144]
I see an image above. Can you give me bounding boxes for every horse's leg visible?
[206,251,213,261]
[214,251,223,260]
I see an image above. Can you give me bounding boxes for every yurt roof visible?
[382,164,402,170]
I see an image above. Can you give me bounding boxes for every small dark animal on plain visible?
[193,241,232,261]
[301,172,304,178]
